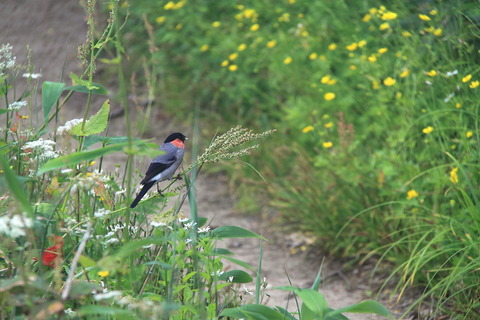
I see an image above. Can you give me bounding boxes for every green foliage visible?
[116,0,480,318]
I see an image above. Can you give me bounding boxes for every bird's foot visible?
[173,174,183,181]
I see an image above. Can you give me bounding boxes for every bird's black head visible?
[164,132,187,143]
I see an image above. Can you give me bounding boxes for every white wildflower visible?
[22,73,42,79]
[105,238,119,244]
[151,221,167,227]
[445,69,458,77]
[185,238,193,244]
[0,215,33,238]
[243,285,254,295]
[22,138,58,162]
[228,276,234,282]
[183,221,197,230]
[115,189,126,196]
[0,44,16,72]
[211,270,224,277]
[94,290,122,301]
[178,217,189,223]
[7,101,27,110]
[425,81,432,86]
[94,208,111,218]
[444,92,455,103]
[197,226,210,233]
[56,118,84,135]
[61,168,73,174]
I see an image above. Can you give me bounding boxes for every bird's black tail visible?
[130,182,155,208]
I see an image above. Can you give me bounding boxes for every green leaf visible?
[274,306,297,320]
[0,108,10,114]
[211,225,266,240]
[212,248,234,255]
[220,305,287,320]
[219,270,253,283]
[295,288,328,316]
[83,135,130,149]
[42,81,65,123]
[69,100,110,136]
[78,255,96,268]
[0,155,33,216]
[326,300,391,317]
[37,142,128,175]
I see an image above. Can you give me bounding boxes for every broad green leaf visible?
[220,305,287,320]
[0,155,33,216]
[42,81,65,123]
[37,142,128,175]
[69,100,110,136]
[83,135,130,149]
[295,288,328,316]
[211,225,266,240]
[78,255,96,268]
[0,108,10,114]
[274,306,297,320]
[326,300,391,317]
[222,255,256,271]
[219,270,253,283]
[212,248,234,256]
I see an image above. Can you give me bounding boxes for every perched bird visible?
[130,132,187,208]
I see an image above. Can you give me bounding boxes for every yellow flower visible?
[462,74,472,83]
[455,103,462,109]
[309,52,318,60]
[401,31,412,37]
[322,141,333,148]
[283,56,292,64]
[349,65,357,70]
[430,9,438,15]
[98,270,110,277]
[369,8,377,15]
[379,22,390,30]
[422,126,434,134]
[433,28,442,36]
[212,21,221,28]
[238,43,247,51]
[357,40,367,48]
[426,70,437,77]
[319,55,327,61]
[383,77,396,86]
[267,40,276,48]
[221,60,229,67]
[155,16,166,24]
[200,44,209,52]
[466,131,473,138]
[362,13,371,22]
[346,43,358,51]
[400,68,410,78]
[328,43,337,50]
[368,55,377,62]
[381,11,398,20]
[378,47,388,54]
[469,81,479,88]
[164,1,175,10]
[449,168,459,184]
[229,53,238,60]
[406,189,419,199]
[250,23,259,31]
[418,14,431,21]
[175,24,183,30]
[289,0,296,3]
[372,80,379,89]
[302,125,314,133]
[324,92,335,101]
[327,79,336,85]
[321,75,331,84]
[324,122,334,128]
[228,65,238,72]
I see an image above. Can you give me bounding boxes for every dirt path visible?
[1,1,391,319]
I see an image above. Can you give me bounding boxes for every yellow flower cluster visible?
[235,7,258,22]
[164,0,186,10]
[406,189,419,199]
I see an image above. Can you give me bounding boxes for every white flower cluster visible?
[94,208,111,218]
[8,100,27,111]
[0,214,33,238]
[22,138,59,162]
[0,43,16,74]
[22,73,42,79]
[56,118,84,135]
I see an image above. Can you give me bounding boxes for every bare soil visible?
[1,1,400,319]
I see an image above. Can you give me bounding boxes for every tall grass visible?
[114,0,480,317]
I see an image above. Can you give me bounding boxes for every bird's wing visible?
[140,153,177,184]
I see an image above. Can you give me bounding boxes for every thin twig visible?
[61,221,93,300]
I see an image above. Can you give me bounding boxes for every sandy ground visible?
[1,1,395,319]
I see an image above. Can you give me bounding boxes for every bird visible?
[130,132,187,208]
